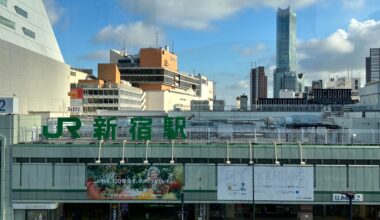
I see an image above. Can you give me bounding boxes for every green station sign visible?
[42,116,186,141]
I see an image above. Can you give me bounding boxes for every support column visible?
[1,135,14,220]
[225,204,235,220]
[297,205,313,220]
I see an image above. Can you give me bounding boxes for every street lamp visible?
[170,139,175,164]
[249,141,256,220]
[341,191,355,220]
[120,140,126,164]
[95,139,104,164]
[249,142,253,164]
[226,140,231,164]
[143,140,149,164]
[273,141,280,165]
[298,141,305,165]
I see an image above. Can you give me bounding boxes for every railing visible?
[21,127,380,145]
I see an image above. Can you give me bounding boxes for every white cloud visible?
[93,21,165,48]
[233,43,267,57]
[342,0,365,10]
[298,18,380,80]
[43,0,64,26]
[80,50,109,61]
[119,0,317,30]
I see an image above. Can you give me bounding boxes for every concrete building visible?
[279,89,296,98]
[0,0,70,115]
[366,48,380,84]
[69,68,88,85]
[114,47,214,112]
[325,75,361,101]
[236,94,248,111]
[249,66,267,106]
[71,64,145,116]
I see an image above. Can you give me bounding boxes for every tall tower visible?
[250,66,267,106]
[276,6,296,72]
[273,6,297,98]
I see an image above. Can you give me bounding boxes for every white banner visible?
[255,166,314,201]
[217,165,252,201]
[217,165,314,201]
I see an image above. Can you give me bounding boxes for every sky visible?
[44,0,380,105]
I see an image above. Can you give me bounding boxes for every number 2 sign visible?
[0,98,18,114]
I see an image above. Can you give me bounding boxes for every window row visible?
[84,89,119,96]
[83,107,118,112]
[83,98,119,104]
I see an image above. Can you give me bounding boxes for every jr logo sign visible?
[42,118,82,139]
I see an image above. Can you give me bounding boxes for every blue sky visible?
[45,0,380,104]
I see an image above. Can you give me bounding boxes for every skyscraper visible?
[276,6,296,72]
[366,48,380,84]
[250,66,267,106]
[273,6,300,98]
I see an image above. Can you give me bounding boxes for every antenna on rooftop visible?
[156,31,159,48]
[122,39,126,56]
[171,41,175,53]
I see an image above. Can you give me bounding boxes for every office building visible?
[0,0,70,115]
[325,75,360,101]
[70,64,145,116]
[366,48,380,84]
[312,80,323,90]
[273,6,299,98]
[274,71,305,97]
[113,47,214,112]
[236,94,248,111]
[249,66,267,105]
[276,6,296,73]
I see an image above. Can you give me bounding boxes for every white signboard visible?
[217,165,314,201]
[332,193,363,202]
[217,165,252,201]
[0,97,19,114]
[255,166,314,201]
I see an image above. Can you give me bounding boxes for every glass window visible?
[14,6,28,18]
[22,27,35,39]
[0,0,7,6]
[0,16,15,29]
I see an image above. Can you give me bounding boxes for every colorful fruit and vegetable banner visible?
[86,164,183,200]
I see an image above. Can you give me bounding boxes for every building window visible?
[0,0,7,6]
[14,6,28,18]
[0,16,15,29]
[22,27,35,39]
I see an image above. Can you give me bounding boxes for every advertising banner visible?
[217,165,314,201]
[86,164,183,200]
[255,166,314,201]
[217,165,253,201]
